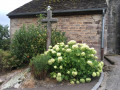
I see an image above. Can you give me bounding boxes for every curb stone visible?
[104,56,115,65]
[91,72,104,90]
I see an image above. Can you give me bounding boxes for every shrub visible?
[43,40,104,84]
[10,24,67,66]
[0,49,20,71]
[30,54,51,79]
[0,24,10,50]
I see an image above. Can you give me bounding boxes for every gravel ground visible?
[0,68,100,90]
[5,77,99,90]
[99,55,120,90]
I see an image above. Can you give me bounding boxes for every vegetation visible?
[10,15,67,67]
[30,54,51,79]
[0,49,19,71]
[0,24,10,50]
[30,40,104,84]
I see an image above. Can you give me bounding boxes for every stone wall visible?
[107,0,120,54]
[10,14,102,58]
[10,17,38,38]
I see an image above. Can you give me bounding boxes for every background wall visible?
[10,14,102,58]
[107,0,120,54]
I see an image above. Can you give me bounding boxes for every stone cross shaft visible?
[42,7,58,50]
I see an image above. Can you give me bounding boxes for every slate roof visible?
[7,0,107,17]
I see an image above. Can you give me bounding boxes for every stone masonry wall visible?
[10,14,102,58]
[10,17,38,37]
[107,0,120,54]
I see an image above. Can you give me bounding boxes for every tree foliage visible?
[0,24,10,50]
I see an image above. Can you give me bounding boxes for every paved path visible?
[99,55,120,90]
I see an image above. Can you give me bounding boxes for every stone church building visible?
[7,0,120,59]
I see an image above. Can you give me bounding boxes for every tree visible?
[0,24,10,50]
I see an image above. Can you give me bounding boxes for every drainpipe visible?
[101,9,106,61]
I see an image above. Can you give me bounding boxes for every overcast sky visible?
[0,0,32,27]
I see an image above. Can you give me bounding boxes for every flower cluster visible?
[43,40,104,84]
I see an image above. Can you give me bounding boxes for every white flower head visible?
[58,57,63,62]
[57,53,61,57]
[95,56,98,59]
[68,40,76,45]
[80,43,89,50]
[87,60,93,66]
[44,51,48,55]
[54,66,57,69]
[66,49,72,53]
[48,60,52,65]
[56,47,60,51]
[51,58,55,63]
[57,73,61,77]
[59,66,63,69]
[56,76,62,82]
[72,71,78,76]
[49,45,52,49]
[72,44,78,49]
[52,50,56,54]
[65,45,68,48]
[62,48,65,51]
[81,52,85,56]
[67,71,70,74]
[60,42,64,46]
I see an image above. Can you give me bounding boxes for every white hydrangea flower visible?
[76,53,80,56]
[80,43,89,50]
[57,73,61,77]
[59,66,63,69]
[52,50,56,54]
[55,45,59,47]
[56,76,62,82]
[60,42,64,46]
[72,71,78,76]
[58,57,63,62]
[72,44,78,49]
[49,45,52,49]
[70,81,75,84]
[54,66,57,69]
[57,43,60,45]
[66,49,72,53]
[53,74,56,78]
[67,71,70,74]
[68,40,76,45]
[95,56,98,59]
[48,49,51,52]
[92,72,96,77]
[53,45,59,50]
[53,46,56,50]
[44,51,48,55]
[65,45,68,48]
[51,58,55,63]
[56,47,60,51]
[87,60,93,66]
[62,48,65,51]
[81,52,85,56]
[89,54,94,57]
[48,60,52,65]
[100,61,104,66]
[57,53,61,57]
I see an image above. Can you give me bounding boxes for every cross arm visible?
[41,18,58,23]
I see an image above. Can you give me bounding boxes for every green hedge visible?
[10,24,67,66]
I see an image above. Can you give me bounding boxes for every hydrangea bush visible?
[44,40,104,84]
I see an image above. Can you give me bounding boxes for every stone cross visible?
[42,6,58,50]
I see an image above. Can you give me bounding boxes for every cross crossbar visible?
[42,18,58,23]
